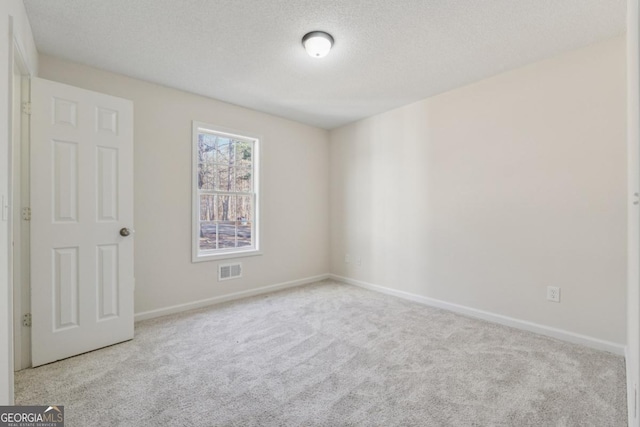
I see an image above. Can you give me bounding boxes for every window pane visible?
[199,222,217,250]
[199,134,217,161]
[236,141,252,168]
[237,196,252,248]
[237,195,252,222]
[198,163,215,190]
[218,221,236,248]
[200,194,217,221]
[198,134,217,190]
[216,195,236,222]
[216,166,234,192]
[237,222,252,247]
[235,168,252,193]
[216,138,235,166]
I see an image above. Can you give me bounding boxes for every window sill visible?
[192,249,263,263]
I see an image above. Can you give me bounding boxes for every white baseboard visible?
[330,274,625,356]
[135,273,330,321]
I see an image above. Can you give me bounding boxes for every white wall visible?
[627,0,639,424]
[38,55,330,315]
[0,0,37,405]
[330,37,627,345]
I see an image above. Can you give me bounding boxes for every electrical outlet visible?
[345,254,350,263]
[547,286,560,303]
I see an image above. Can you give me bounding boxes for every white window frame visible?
[192,121,261,262]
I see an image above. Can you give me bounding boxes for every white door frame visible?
[11,37,30,372]
[628,1,640,426]
[4,17,34,403]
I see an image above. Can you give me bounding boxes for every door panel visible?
[30,78,134,367]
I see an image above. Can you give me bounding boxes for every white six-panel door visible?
[30,78,134,367]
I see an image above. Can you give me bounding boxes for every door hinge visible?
[1,195,7,221]
[21,207,31,221]
[21,102,31,115]
[23,313,32,327]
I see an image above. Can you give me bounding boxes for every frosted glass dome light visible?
[302,31,334,58]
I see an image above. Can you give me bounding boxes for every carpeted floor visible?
[15,280,627,426]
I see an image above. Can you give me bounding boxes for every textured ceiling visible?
[23,0,625,129]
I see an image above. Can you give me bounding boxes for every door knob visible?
[120,227,131,237]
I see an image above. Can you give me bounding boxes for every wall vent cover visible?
[219,262,242,281]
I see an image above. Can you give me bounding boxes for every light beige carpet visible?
[15,280,627,426]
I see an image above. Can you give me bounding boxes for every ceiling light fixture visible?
[302,31,334,58]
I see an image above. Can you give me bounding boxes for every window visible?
[192,122,260,261]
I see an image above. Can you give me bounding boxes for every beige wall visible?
[38,36,627,345]
[38,55,330,314]
[330,37,627,344]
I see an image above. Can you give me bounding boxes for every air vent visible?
[218,262,242,281]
